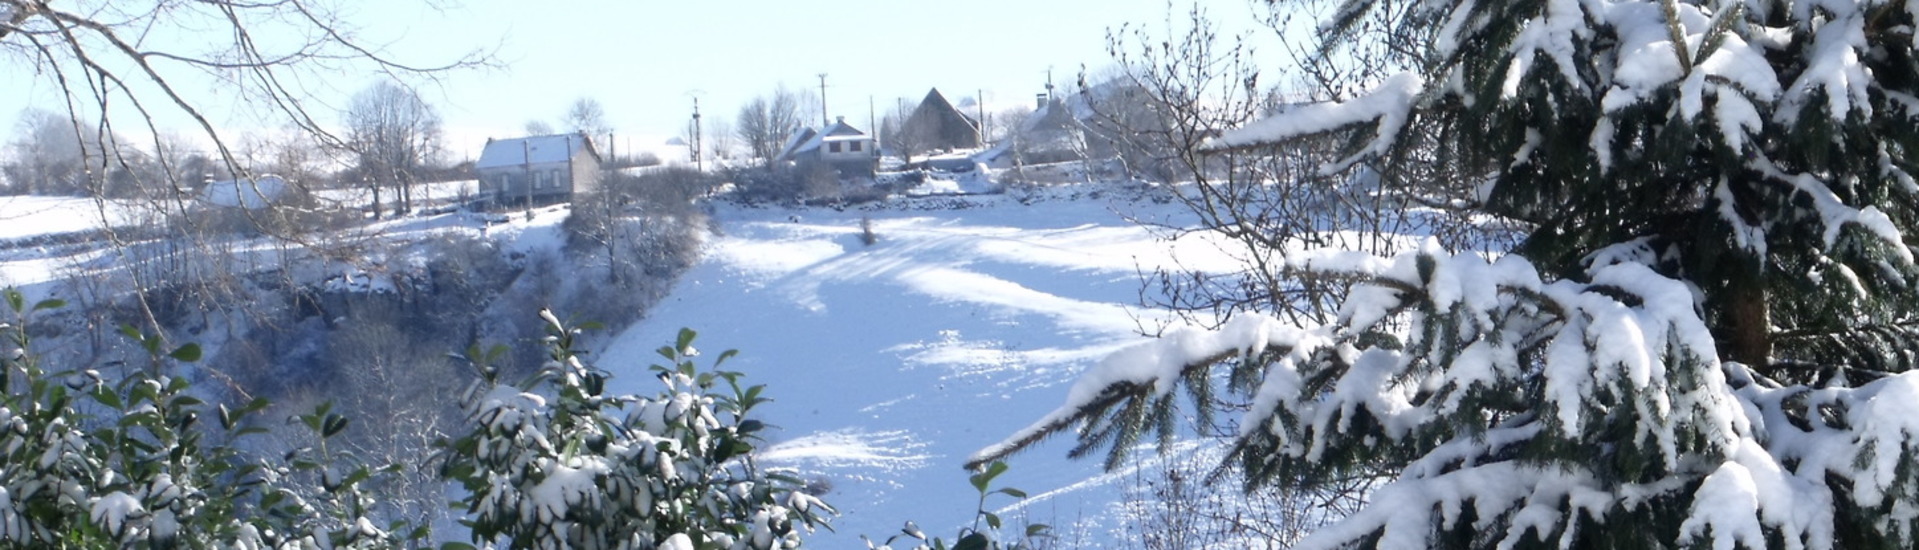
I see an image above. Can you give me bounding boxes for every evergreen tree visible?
[440,318,834,550]
[976,0,1919,547]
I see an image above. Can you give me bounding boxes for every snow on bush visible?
[440,317,834,550]
[0,289,408,549]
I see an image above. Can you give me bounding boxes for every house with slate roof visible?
[902,88,981,151]
[475,132,602,208]
[777,117,877,178]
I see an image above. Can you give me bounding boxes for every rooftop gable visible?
[781,118,871,159]
[475,133,600,170]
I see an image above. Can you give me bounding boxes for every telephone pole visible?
[691,96,704,172]
[818,73,830,126]
[977,88,987,145]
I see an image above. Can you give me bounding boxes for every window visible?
[829,142,842,153]
[850,141,862,152]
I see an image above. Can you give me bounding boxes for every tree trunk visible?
[1723,275,1772,367]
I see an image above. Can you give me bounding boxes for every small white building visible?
[200,175,289,210]
[475,132,602,208]
[777,117,877,178]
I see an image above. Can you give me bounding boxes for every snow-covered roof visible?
[821,118,867,137]
[779,119,869,160]
[200,175,288,209]
[778,128,819,160]
[474,133,600,170]
[1020,97,1079,134]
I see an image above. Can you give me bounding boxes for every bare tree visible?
[880,101,929,165]
[2,0,493,351]
[563,97,611,137]
[343,80,442,218]
[1,1,490,184]
[524,119,555,135]
[5,109,90,195]
[705,116,736,160]
[735,86,807,164]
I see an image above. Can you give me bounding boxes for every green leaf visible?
[970,460,1009,492]
[984,511,1001,530]
[1025,523,1051,537]
[30,299,64,312]
[3,288,21,312]
[241,397,271,415]
[95,388,123,410]
[337,467,373,492]
[954,532,990,550]
[322,414,350,438]
[676,327,698,351]
[168,343,201,362]
[995,487,1027,499]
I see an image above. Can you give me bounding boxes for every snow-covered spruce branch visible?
[975,246,1919,548]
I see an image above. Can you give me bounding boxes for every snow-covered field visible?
[0,194,138,241]
[312,179,479,211]
[598,184,1248,544]
[0,180,1264,545]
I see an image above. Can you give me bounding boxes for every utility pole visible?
[522,139,533,218]
[691,96,704,172]
[818,73,830,126]
[977,88,988,145]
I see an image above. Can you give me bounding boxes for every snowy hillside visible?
[598,184,1247,544]
[0,179,1268,545]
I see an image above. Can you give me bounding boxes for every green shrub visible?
[438,317,834,549]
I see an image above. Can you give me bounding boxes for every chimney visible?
[1036,93,1049,109]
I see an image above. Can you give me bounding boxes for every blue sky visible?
[7,0,1277,159]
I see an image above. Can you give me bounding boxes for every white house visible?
[475,132,602,208]
[777,117,877,178]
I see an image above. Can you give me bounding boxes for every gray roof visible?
[779,119,868,160]
[475,133,599,170]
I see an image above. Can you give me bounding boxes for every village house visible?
[778,117,877,178]
[475,132,602,208]
[900,88,982,152]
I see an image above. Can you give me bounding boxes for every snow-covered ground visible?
[0,179,1268,545]
[0,194,138,241]
[0,180,483,289]
[312,179,480,211]
[598,184,1248,544]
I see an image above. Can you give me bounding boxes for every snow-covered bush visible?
[440,317,833,550]
[0,288,414,549]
